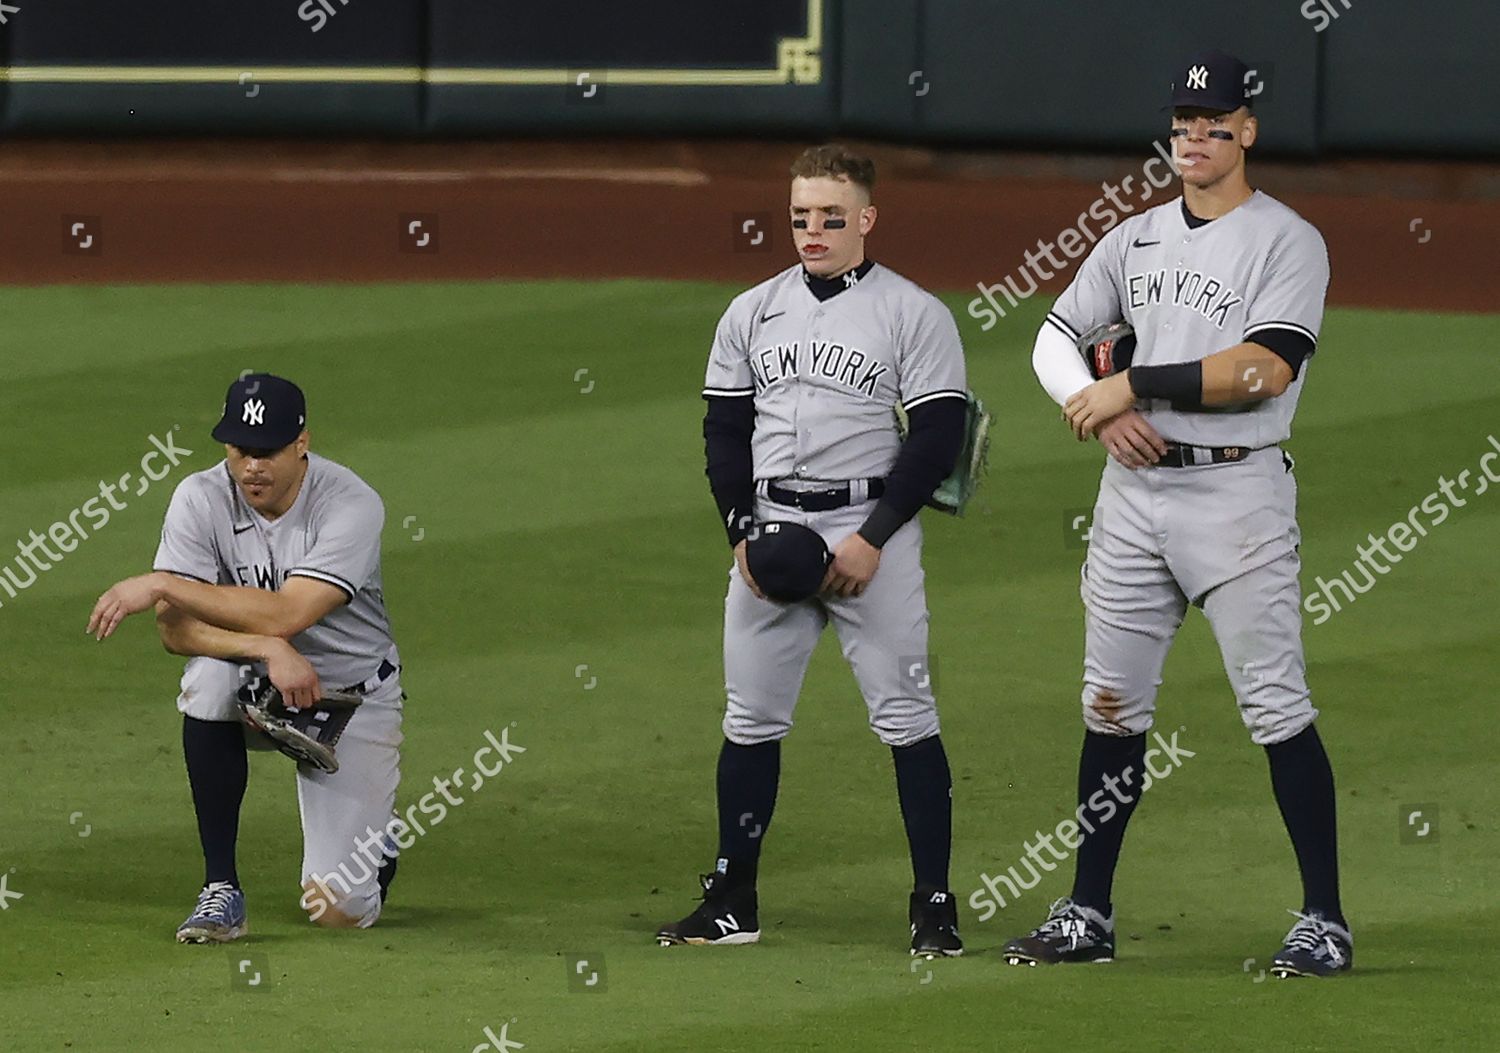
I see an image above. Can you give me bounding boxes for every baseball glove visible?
[1076,320,1136,379]
[236,673,362,774]
[896,390,993,517]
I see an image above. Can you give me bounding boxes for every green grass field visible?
[1,281,1496,1051]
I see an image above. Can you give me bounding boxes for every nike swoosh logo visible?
[760,310,786,323]
[233,523,254,534]
[1132,239,1161,248]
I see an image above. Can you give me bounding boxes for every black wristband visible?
[724,507,754,548]
[856,501,905,549]
[1128,362,1202,403]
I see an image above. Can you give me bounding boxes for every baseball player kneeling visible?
[88,374,405,941]
[1003,51,1351,977]
[657,145,974,957]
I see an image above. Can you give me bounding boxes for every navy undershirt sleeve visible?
[703,395,757,547]
[858,398,967,547]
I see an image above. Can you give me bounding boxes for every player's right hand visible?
[734,540,766,600]
[86,571,167,641]
[1094,410,1168,469]
[265,640,322,709]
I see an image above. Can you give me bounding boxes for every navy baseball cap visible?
[746,522,832,603]
[1167,49,1254,113]
[211,373,307,449]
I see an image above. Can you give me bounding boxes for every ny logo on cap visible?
[243,398,266,426]
[1186,65,1209,90]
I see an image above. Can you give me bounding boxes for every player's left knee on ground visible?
[300,877,382,929]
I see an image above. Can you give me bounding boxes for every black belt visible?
[766,479,885,511]
[341,658,399,696]
[1155,443,1258,468]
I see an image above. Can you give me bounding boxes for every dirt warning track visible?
[0,139,1493,313]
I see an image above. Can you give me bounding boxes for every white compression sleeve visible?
[1032,321,1096,406]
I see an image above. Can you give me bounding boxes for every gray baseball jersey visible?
[1046,191,1329,448]
[706,260,967,749]
[154,452,399,698]
[1041,192,1330,749]
[703,262,967,482]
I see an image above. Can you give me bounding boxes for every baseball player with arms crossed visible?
[87,374,404,940]
[656,145,970,957]
[1003,51,1351,977]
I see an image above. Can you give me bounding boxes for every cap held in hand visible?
[745,521,833,603]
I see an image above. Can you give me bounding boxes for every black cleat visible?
[377,851,398,905]
[910,888,963,958]
[1002,897,1115,966]
[1269,910,1353,978]
[656,872,760,946]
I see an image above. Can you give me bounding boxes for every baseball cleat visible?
[909,888,963,958]
[176,881,248,944]
[375,840,399,906]
[1001,897,1115,966]
[655,872,760,946]
[1268,909,1353,978]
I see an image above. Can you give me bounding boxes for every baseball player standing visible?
[1003,50,1351,977]
[88,374,405,940]
[656,145,971,957]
